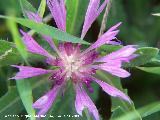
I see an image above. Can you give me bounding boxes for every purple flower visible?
[11,0,137,119]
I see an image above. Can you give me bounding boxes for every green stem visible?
[84,108,92,120]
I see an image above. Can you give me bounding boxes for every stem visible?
[98,0,113,38]
[84,108,92,120]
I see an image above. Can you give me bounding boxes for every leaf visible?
[113,101,160,120]
[96,71,142,120]
[66,0,79,34]
[0,76,50,119]
[137,67,160,75]
[0,40,22,67]
[7,15,28,62]
[66,0,88,35]
[0,86,23,120]
[125,47,159,67]
[19,0,36,18]
[138,101,160,118]
[43,81,88,120]
[16,80,35,120]
[0,15,90,45]
[7,13,36,119]
[38,0,46,18]
[98,45,122,55]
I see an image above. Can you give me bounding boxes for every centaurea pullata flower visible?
[11,0,137,119]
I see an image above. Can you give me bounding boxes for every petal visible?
[97,45,137,62]
[11,65,53,80]
[75,83,99,120]
[81,50,98,65]
[20,30,54,58]
[63,42,74,56]
[83,22,121,54]
[33,84,62,115]
[81,0,108,39]
[47,0,66,31]
[26,11,59,53]
[26,11,42,23]
[92,77,131,103]
[42,35,60,53]
[92,64,130,78]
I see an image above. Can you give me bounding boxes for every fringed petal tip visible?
[33,85,62,116]
[75,83,100,120]
[92,64,131,78]
[47,0,66,31]
[10,65,54,80]
[19,29,25,36]
[81,0,109,39]
[92,77,132,103]
[26,11,42,23]
[32,95,49,109]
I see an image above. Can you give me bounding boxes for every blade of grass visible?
[7,13,35,120]
[113,101,160,120]
[38,0,46,18]
[0,15,90,45]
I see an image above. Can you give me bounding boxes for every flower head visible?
[11,0,137,119]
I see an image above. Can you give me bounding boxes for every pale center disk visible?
[63,54,82,78]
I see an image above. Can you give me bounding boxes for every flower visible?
[11,0,137,119]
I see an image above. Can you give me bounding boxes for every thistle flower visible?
[11,0,137,119]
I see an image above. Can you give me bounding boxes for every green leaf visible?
[66,0,79,34]
[0,16,90,45]
[139,101,160,118]
[16,80,35,120]
[7,15,28,62]
[66,0,88,35]
[125,47,159,67]
[113,101,160,120]
[0,40,22,67]
[96,71,142,120]
[7,13,35,119]
[0,86,23,120]
[0,76,50,120]
[137,67,160,75]
[98,45,122,55]
[19,0,36,18]
[38,0,46,18]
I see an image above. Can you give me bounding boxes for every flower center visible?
[63,54,81,78]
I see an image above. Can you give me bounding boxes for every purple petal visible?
[81,0,109,39]
[11,65,53,80]
[20,30,54,58]
[47,0,66,31]
[26,11,42,23]
[42,35,60,53]
[82,22,121,54]
[33,84,61,116]
[92,63,130,78]
[81,50,99,65]
[107,22,122,32]
[26,11,59,53]
[75,83,99,120]
[97,45,137,63]
[92,77,131,103]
